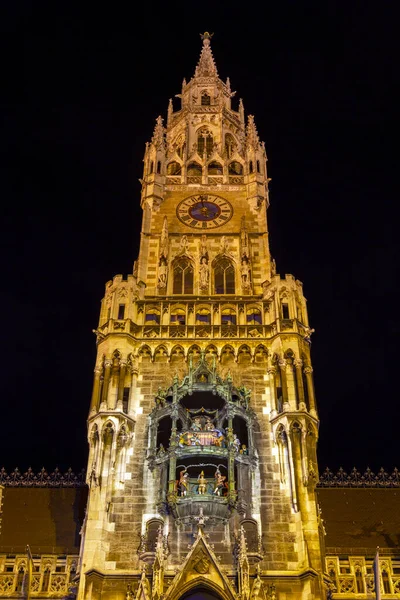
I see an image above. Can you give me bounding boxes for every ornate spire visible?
[195,32,218,78]
[246,115,260,149]
[151,116,166,149]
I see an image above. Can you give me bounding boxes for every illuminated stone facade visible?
[79,33,325,600]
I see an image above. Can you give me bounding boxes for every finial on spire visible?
[195,33,218,78]
[200,32,214,43]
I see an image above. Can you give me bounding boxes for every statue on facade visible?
[241,257,251,293]
[213,469,227,496]
[199,257,209,290]
[179,235,189,255]
[197,471,207,495]
[157,256,168,290]
[178,469,189,497]
[199,234,209,260]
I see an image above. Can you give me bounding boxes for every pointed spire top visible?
[195,32,218,78]
[246,114,260,149]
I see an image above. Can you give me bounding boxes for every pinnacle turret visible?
[194,32,218,78]
[246,115,260,149]
[151,116,166,149]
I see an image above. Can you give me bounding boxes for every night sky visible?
[1,3,398,474]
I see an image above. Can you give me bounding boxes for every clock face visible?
[176,194,233,229]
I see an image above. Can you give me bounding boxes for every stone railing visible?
[0,572,71,596]
[0,467,86,487]
[318,467,400,488]
[111,320,275,341]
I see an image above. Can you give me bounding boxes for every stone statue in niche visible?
[241,257,252,293]
[199,257,209,290]
[179,235,189,254]
[157,257,168,290]
[199,234,209,260]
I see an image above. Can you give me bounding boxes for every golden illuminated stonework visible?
[78,33,325,600]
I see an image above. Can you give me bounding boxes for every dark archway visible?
[180,588,224,600]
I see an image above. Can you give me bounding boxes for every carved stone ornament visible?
[192,548,210,574]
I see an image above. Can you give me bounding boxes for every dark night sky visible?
[1,3,398,474]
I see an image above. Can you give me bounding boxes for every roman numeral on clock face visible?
[176,195,233,229]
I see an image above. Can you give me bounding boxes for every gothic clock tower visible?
[79,33,326,600]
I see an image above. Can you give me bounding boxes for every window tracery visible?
[197,129,214,158]
[214,257,235,294]
[173,258,194,294]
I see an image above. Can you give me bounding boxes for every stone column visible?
[100,359,112,410]
[304,366,317,417]
[279,359,290,410]
[294,359,306,410]
[89,365,103,414]
[267,367,277,416]
[116,359,127,410]
[127,358,139,416]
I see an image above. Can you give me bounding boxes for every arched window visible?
[149,161,154,174]
[170,308,186,325]
[145,518,164,552]
[187,162,202,176]
[156,161,161,174]
[201,92,211,106]
[167,161,181,175]
[225,133,235,158]
[145,309,160,325]
[221,307,236,325]
[249,160,254,174]
[247,308,261,325]
[197,130,213,158]
[214,258,235,294]
[229,161,243,175]
[208,161,223,175]
[196,308,211,325]
[256,159,261,173]
[173,259,194,294]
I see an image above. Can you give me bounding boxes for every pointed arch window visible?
[187,162,202,176]
[208,161,223,175]
[249,160,254,174]
[149,161,154,174]
[167,161,181,176]
[201,92,211,106]
[156,161,161,174]
[197,130,213,158]
[214,258,235,294]
[228,161,243,175]
[256,159,261,173]
[173,258,194,294]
